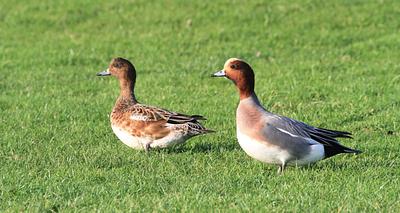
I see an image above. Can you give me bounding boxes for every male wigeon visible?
[212,58,361,173]
[97,57,213,151]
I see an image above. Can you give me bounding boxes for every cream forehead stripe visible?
[224,58,245,68]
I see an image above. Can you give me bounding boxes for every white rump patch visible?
[292,143,324,165]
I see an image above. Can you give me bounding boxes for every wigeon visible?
[97,57,213,151]
[212,58,361,173]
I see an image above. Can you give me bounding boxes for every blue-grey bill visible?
[211,70,225,77]
[97,70,111,76]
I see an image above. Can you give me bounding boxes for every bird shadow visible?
[294,158,363,173]
[157,141,239,154]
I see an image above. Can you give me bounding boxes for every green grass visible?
[1,0,400,211]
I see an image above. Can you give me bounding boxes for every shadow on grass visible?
[295,156,364,172]
[161,141,240,154]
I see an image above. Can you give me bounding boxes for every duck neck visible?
[118,78,137,103]
[240,92,261,105]
[235,74,255,101]
[239,90,253,100]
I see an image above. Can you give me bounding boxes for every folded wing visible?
[130,104,213,136]
[267,114,360,158]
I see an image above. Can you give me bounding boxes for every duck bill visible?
[211,70,225,77]
[96,69,111,76]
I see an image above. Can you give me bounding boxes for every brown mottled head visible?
[97,57,137,101]
[212,58,255,100]
[97,57,136,82]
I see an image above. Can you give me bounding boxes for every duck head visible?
[97,57,136,81]
[212,58,255,100]
[97,57,137,101]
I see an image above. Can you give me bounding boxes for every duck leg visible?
[277,163,286,174]
[144,142,152,152]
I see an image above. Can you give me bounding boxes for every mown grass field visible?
[1,0,400,211]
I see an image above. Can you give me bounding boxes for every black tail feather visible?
[316,127,352,138]
[308,128,361,158]
[167,114,207,124]
[324,144,362,159]
[343,147,362,154]
[191,115,206,120]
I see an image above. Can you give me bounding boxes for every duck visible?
[212,58,361,173]
[97,57,213,151]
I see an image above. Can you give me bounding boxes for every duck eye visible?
[230,64,238,69]
[113,62,123,68]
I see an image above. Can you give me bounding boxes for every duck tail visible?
[343,147,362,154]
[191,115,206,120]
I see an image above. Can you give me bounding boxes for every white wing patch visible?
[130,114,149,121]
[277,127,299,137]
[277,127,319,145]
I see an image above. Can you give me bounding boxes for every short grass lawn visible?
[1,0,399,211]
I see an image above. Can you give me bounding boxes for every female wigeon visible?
[97,57,213,151]
[212,58,361,173]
